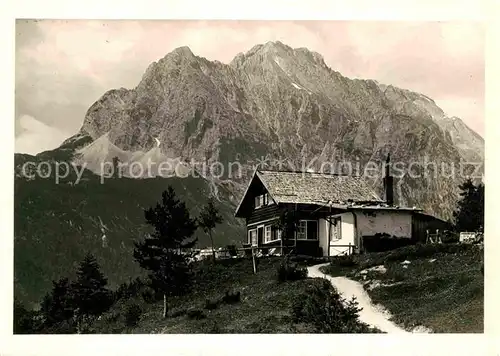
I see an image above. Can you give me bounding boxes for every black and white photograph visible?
[11,13,488,340]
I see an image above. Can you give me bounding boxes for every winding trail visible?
[307,263,408,333]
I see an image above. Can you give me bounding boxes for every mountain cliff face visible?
[77,41,483,220]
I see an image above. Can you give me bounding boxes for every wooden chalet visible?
[235,155,449,256]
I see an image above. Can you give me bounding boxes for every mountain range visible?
[14,41,484,305]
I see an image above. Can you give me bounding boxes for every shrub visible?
[170,308,187,318]
[75,314,99,334]
[114,278,146,301]
[384,243,468,262]
[362,234,415,253]
[226,244,238,257]
[331,255,357,268]
[141,288,156,304]
[276,259,308,282]
[441,231,459,244]
[14,299,36,334]
[104,310,121,324]
[291,280,376,333]
[358,243,472,270]
[222,290,241,304]
[206,320,221,333]
[204,298,220,310]
[289,255,325,265]
[125,303,142,327]
[44,318,77,334]
[186,309,206,320]
[199,320,222,333]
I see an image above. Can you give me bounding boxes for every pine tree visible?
[133,186,198,318]
[14,297,35,334]
[70,253,112,320]
[453,178,485,232]
[198,197,223,263]
[40,277,75,327]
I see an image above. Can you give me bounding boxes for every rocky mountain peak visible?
[230,41,325,69]
[75,41,484,220]
[164,45,196,59]
[143,45,200,79]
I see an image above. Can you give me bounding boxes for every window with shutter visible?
[296,220,318,240]
[255,196,262,209]
[264,225,272,242]
[329,217,342,242]
[297,221,307,240]
[248,229,257,246]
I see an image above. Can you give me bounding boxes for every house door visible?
[328,215,355,256]
[257,226,265,245]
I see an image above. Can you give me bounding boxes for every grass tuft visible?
[276,259,308,282]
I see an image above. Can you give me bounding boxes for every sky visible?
[15,20,484,155]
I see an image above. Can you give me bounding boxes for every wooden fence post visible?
[252,246,257,274]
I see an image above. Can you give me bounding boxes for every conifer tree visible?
[70,253,112,319]
[14,297,35,334]
[453,178,485,232]
[40,277,75,327]
[198,197,223,263]
[133,186,197,318]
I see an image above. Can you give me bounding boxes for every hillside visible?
[321,244,484,333]
[14,135,245,305]
[19,257,381,334]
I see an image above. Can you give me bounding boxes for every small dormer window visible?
[255,193,272,209]
[255,195,263,209]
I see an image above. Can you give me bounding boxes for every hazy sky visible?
[15,20,484,155]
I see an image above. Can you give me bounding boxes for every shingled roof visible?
[234,169,386,217]
[256,170,383,205]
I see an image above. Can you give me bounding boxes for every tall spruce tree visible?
[198,197,223,263]
[453,178,485,232]
[40,277,75,327]
[71,253,112,320]
[133,186,198,318]
[14,297,35,334]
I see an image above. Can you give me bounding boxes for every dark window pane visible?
[307,221,318,240]
[297,220,307,239]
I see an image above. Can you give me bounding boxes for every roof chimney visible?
[383,153,394,205]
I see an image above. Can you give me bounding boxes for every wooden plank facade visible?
[242,198,347,256]
[411,212,452,243]
[236,168,448,258]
